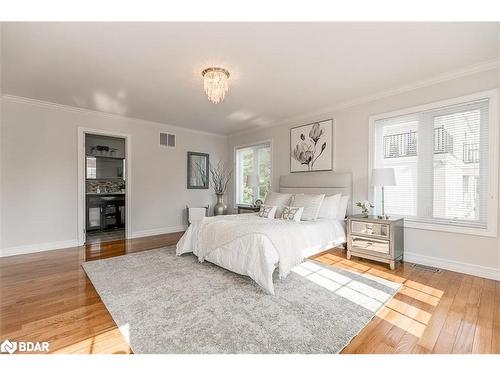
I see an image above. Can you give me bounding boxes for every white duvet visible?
[176,213,346,294]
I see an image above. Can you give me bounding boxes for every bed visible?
[176,172,352,294]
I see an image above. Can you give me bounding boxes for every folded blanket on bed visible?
[188,214,313,279]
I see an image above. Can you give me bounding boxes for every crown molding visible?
[2,57,499,140]
[229,57,500,138]
[0,94,227,138]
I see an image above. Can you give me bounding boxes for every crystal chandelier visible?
[201,67,230,104]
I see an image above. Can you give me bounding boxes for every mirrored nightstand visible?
[347,215,404,270]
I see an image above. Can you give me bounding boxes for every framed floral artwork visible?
[290,119,334,172]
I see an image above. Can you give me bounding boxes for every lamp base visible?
[379,186,390,220]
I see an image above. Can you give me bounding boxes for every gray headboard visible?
[279,172,353,214]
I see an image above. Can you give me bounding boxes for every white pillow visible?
[291,193,325,221]
[257,204,277,219]
[336,195,350,220]
[264,192,292,218]
[281,206,304,222]
[318,194,341,219]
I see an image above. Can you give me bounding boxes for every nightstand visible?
[347,215,404,270]
[237,205,260,214]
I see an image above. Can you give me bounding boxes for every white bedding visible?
[176,213,346,294]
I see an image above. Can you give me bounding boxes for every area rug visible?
[82,246,400,354]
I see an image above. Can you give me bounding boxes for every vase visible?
[213,193,227,216]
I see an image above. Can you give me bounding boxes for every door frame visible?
[77,127,132,245]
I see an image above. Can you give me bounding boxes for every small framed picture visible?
[187,152,209,189]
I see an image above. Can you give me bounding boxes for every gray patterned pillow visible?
[258,204,277,219]
[281,206,304,222]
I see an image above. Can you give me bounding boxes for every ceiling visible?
[1,22,499,135]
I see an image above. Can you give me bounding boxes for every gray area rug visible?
[82,246,400,354]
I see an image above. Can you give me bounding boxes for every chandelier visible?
[201,67,230,104]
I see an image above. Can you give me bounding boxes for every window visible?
[235,142,272,205]
[86,157,97,179]
[370,90,498,236]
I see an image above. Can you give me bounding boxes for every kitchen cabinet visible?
[86,194,125,232]
[87,206,102,230]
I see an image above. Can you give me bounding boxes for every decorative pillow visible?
[318,194,341,219]
[336,195,350,220]
[258,204,277,219]
[290,193,325,221]
[264,192,292,218]
[281,206,304,222]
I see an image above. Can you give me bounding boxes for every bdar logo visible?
[1,339,17,354]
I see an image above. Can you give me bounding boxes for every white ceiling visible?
[2,22,499,135]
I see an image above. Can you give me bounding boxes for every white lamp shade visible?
[371,168,396,186]
[246,174,260,188]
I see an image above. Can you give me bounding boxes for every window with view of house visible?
[370,91,498,235]
[235,142,272,205]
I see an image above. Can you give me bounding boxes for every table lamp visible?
[371,168,396,219]
[246,174,260,205]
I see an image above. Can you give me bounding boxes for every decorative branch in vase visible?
[209,161,232,216]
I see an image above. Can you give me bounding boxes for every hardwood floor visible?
[86,229,125,245]
[310,251,500,354]
[0,233,183,354]
[1,234,498,354]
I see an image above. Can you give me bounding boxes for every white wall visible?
[0,24,3,253]
[0,97,227,256]
[228,67,500,280]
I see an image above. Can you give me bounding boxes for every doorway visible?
[77,128,131,246]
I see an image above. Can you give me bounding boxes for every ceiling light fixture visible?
[201,67,230,104]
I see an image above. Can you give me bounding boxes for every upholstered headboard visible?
[279,172,353,214]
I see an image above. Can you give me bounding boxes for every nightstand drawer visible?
[351,236,390,254]
[351,221,389,238]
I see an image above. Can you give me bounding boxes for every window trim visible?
[368,89,499,237]
[233,139,274,208]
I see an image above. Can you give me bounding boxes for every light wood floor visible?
[0,233,498,354]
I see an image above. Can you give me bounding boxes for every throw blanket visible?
[187,214,314,279]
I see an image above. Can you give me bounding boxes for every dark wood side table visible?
[237,205,260,214]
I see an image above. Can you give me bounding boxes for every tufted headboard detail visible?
[279,172,353,214]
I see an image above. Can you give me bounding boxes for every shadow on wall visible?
[71,90,129,116]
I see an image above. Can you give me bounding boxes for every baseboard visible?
[130,225,187,239]
[5,233,496,281]
[0,240,80,258]
[0,225,187,258]
[404,251,500,281]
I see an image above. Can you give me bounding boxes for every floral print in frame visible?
[290,119,333,172]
